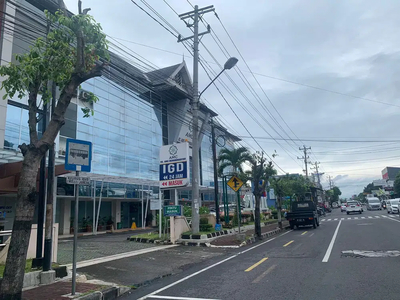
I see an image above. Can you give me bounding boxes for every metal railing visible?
[0,230,12,247]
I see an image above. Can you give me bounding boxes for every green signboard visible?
[163,205,182,217]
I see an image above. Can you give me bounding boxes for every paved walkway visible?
[22,281,104,300]
[57,230,157,264]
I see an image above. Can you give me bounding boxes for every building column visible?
[0,1,16,148]
[60,198,71,235]
[115,199,121,227]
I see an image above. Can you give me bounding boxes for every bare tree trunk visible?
[277,196,282,229]
[254,193,261,239]
[1,151,41,299]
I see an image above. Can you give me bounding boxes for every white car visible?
[346,201,362,214]
[341,204,347,212]
[387,199,400,214]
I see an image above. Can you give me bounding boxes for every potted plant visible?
[70,217,74,234]
[106,216,114,230]
[86,217,92,232]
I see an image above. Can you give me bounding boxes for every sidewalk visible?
[57,228,157,265]
[22,281,106,300]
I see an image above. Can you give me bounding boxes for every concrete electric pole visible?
[178,5,213,234]
[311,161,324,188]
[298,145,311,178]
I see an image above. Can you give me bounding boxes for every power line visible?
[238,136,400,143]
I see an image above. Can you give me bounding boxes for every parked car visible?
[366,197,382,210]
[387,199,400,214]
[346,201,362,214]
[341,204,347,212]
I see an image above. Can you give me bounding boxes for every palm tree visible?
[249,154,277,238]
[218,147,252,176]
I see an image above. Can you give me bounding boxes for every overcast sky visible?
[64,0,400,198]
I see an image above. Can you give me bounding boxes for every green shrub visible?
[183,205,192,218]
[199,206,210,214]
[200,224,213,231]
[232,210,239,226]
[271,210,278,219]
[200,218,209,225]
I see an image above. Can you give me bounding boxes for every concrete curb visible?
[128,237,172,245]
[75,285,131,300]
[206,227,287,248]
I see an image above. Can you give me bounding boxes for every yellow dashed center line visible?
[245,257,268,272]
[301,231,308,235]
[283,240,294,247]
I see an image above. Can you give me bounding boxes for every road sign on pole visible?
[227,175,244,192]
[164,205,183,217]
[159,143,189,189]
[65,139,92,172]
[66,176,90,185]
[64,139,91,296]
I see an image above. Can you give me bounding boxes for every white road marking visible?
[322,220,342,263]
[147,296,220,300]
[334,218,338,221]
[65,244,178,269]
[341,218,344,220]
[382,216,400,223]
[309,233,315,237]
[361,217,365,219]
[328,219,332,221]
[375,216,380,218]
[389,215,395,218]
[354,217,359,219]
[138,230,293,300]
[321,219,326,222]
[347,218,351,220]
[368,216,372,219]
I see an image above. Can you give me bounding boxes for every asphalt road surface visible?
[123,208,400,300]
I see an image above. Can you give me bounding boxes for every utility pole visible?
[178,5,213,234]
[328,176,334,189]
[298,145,311,178]
[310,162,324,188]
[211,119,220,224]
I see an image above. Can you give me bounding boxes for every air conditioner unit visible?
[79,90,91,102]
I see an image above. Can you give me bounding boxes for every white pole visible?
[175,189,178,205]
[95,180,103,233]
[92,181,96,234]
[144,185,150,227]
[141,184,144,229]
[159,190,162,238]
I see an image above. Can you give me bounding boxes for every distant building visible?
[382,167,400,180]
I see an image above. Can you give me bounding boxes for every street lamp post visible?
[200,57,238,226]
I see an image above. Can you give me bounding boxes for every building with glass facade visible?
[0,0,240,235]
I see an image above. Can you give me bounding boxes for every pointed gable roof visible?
[145,63,182,84]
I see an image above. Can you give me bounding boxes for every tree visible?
[270,175,292,229]
[248,153,276,238]
[0,3,109,298]
[394,172,400,197]
[332,186,342,203]
[363,182,375,195]
[218,146,252,176]
[285,175,311,201]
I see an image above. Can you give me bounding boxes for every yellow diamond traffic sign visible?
[227,175,244,192]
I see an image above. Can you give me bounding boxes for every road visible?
[123,208,400,300]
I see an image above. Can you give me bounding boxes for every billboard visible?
[159,143,190,189]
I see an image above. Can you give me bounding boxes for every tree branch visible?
[27,88,39,145]
[38,61,104,151]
